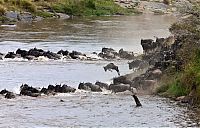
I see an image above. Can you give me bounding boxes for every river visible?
[0,14,199,127]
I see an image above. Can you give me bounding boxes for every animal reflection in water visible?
[103,63,120,76]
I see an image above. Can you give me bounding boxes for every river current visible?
[0,14,199,127]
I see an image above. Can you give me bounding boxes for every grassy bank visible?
[0,0,136,18]
[156,4,200,105]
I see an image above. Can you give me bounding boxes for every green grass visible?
[36,11,54,18]
[51,0,136,16]
[0,0,136,18]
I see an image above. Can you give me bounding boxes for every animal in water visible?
[132,95,142,107]
[103,63,120,76]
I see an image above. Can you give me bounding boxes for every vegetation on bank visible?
[156,4,200,105]
[0,0,136,19]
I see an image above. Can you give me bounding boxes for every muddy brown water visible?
[0,14,199,127]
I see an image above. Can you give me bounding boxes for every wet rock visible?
[176,96,186,101]
[5,92,15,99]
[95,81,109,90]
[56,13,70,19]
[5,11,20,21]
[18,12,33,22]
[78,82,102,92]
[104,63,120,76]
[109,83,130,93]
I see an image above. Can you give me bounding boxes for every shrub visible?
[20,0,37,12]
[0,5,6,16]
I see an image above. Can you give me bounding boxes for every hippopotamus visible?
[103,63,120,76]
[78,82,102,92]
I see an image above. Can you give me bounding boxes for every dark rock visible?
[5,11,20,21]
[18,12,33,22]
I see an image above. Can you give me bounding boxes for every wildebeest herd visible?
[0,36,180,107]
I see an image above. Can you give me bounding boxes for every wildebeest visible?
[103,63,120,76]
[141,39,160,54]
[78,82,102,92]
